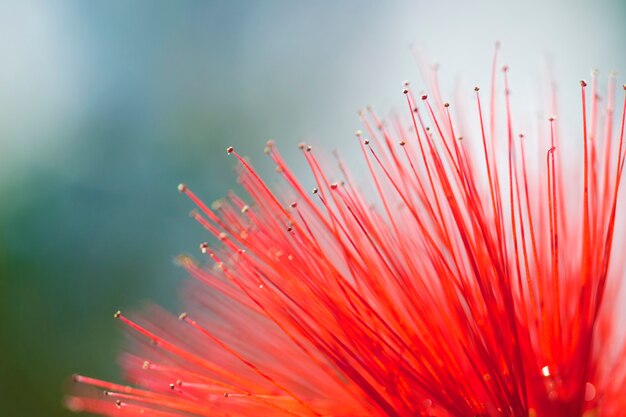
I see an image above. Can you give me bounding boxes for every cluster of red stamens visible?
[68,53,626,417]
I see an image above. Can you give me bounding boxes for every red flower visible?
[68,57,626,417]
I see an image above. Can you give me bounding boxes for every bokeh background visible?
[1,1,625,416]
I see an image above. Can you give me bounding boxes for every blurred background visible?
[0,1,624,416]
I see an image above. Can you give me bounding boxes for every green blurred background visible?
[1,1,624,416]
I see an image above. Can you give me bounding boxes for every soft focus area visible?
[1,1,625,416]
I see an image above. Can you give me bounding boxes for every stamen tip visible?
[65,396,84,412]
[175,254,194,267]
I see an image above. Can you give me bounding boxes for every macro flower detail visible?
[68,56,626,417]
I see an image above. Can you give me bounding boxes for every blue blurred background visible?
[1,1,624,416]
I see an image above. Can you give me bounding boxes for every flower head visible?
[68,53,626,417]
